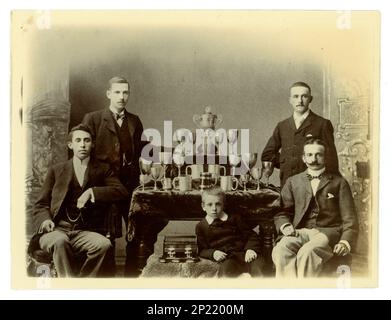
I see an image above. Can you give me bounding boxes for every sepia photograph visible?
[10,10,379,289]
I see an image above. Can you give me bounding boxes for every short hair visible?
[303,138,326,154]
[290,81,312,94]
[68,124,94,142]
[201,186,226,204]
[108,76,129,90]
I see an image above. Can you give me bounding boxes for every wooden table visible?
[126,186,280,276]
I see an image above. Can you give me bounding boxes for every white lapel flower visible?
[327,193,335,199]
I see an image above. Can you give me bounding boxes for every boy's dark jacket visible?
[196,214,262,260]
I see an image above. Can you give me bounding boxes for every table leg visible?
[260,220,276,276]
[124,215,169,277]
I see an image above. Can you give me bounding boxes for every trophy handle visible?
[215,114,223,128]
[219,165,226,177]
[193,114,202,128]
[232,177,239,191]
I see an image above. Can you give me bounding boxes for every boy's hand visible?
[245,249,257,263]
[213,250,227,262]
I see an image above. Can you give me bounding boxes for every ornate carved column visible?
[24,55,71,236]
[323,55,372,274]
[336,95,371,258]
[25,98,71,236]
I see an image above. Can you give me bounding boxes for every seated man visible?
[272,138,358,278]
[196,187,264,278]
[32,124,128,277]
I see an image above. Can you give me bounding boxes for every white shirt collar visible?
[205,212,228,225]
[73,156,90,167]
[293,109,310,121]
[293,109,310,129]
[109,106,125,116]
[307,167,325,177]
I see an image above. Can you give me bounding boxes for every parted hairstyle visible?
[201,186,226,204]
[290,81,312,94]
[67,124,94,143]
[108,76,129,90]
[302,137,326,154]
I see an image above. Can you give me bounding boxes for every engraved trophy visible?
[150,163,164,191]
[173,128,192,174]
[262,161,274,187]
[184,244,194,262]
[193,106,223,130]
[193,106,223,156]
[228,154,241,176]
[250,167,263,190]
[167,246,176,259]
[159,151,172,179]
[240,153,257,191]
[139,157,152,191]
[227,129,240,175]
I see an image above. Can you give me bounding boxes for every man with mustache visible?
[261,82,339,187]
[271,138,358,278]
[82,77,146,276]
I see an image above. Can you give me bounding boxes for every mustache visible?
[308,162,319,165]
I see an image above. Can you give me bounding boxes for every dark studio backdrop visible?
[68,24,324,188]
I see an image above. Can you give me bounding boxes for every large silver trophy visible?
[193,106,223,156]
[193,106,223,130]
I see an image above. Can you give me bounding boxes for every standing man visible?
[83,76,144,192]
[32,124,128,277]
[261,82,339,187]
[272,138,358,278]
[82,76,145,276]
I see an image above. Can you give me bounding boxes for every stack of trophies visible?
[138,106,274,192]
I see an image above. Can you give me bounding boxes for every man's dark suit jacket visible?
[33,159,128,235]
[261,110,339,186]
[274,171,358,250]
[82,108,144,190]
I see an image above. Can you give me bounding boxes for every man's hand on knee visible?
[281,224,298,237]
[41,220,55,233]
[333,242,349,256]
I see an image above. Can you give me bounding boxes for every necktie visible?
[116,113,125,121]
[307,173,322,181]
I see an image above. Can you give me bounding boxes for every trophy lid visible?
[203,106,213,115]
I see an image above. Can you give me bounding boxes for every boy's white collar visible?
[205,212,228,225]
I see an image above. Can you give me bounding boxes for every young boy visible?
[195,187,264,277]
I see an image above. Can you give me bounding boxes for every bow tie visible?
[115,113,125,121]
[307,173,322,181]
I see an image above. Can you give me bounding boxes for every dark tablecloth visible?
[127,186,280,241]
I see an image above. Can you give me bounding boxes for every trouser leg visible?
[249,256,265,277]
[218,258,244,278]
[39,230,74,277]
[218,252,264,278]
[71,231,112,277]
[296,230,333,278]
[272,235,305,278]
